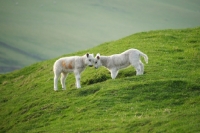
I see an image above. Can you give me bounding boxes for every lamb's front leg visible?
[75,72,81,88]
[110,69,118,79]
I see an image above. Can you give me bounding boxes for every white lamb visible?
[53,53,94,91]
[94,49,148,79]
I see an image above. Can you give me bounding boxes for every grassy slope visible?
[1,0,200,73]
[0,27,200,133]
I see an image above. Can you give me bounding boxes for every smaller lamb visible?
[53,53,94,91]
[94,49,148,79]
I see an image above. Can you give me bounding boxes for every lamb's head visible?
[85,53,94,67]
[94,53,102,69]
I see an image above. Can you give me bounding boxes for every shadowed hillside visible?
[0,27,200,132]
[0,0,200,73]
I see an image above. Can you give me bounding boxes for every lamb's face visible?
[94,54,101,69]
[86,53,94,67]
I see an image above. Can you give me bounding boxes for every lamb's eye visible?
[89,59,91,62]
[95,61,97,64]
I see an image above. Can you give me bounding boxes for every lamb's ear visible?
[97,56,100,60]
[86,53,89,57]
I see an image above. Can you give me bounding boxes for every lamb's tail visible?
[139,51,148,64]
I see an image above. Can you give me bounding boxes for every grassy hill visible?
[0,27,200,132]
[1,0,200,73]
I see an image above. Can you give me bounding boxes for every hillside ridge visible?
[0,27,200,133]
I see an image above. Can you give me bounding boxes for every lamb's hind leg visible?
[60,72,68,90]
[54,71,60,91]
[139,60,144,75]
[131,62,142,76]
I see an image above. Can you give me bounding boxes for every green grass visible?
[0,27,200,133]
